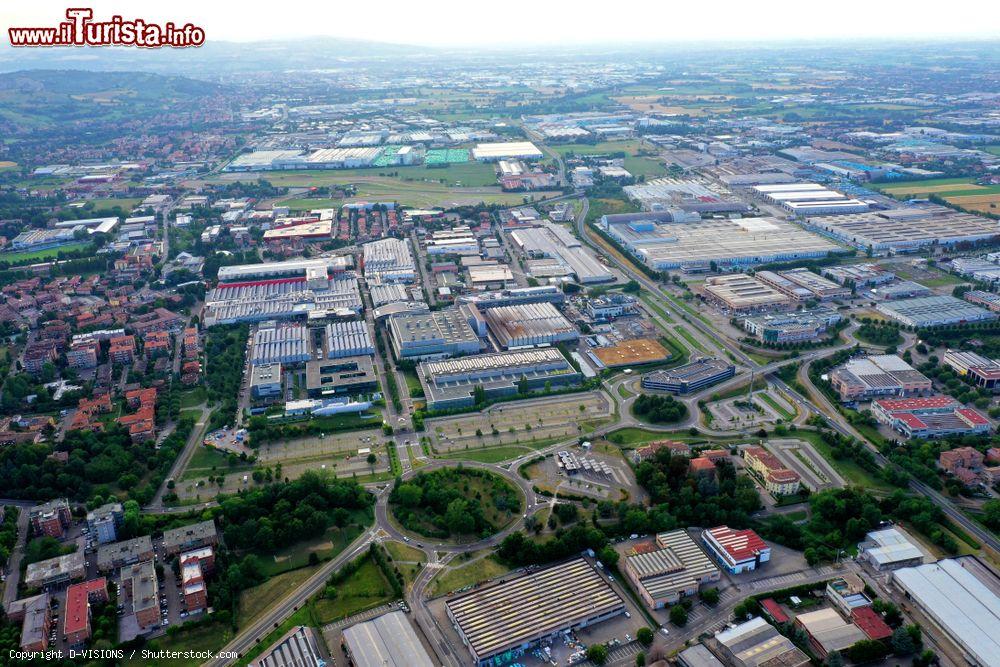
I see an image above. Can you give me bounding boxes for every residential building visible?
[30,498,71,538]
[122,561,160,629]
[86,503,123,545]
[96,536,154,572]
[63,578,108,645]
[162,520,218,556]
[25,551,86,589]
[743,445,802,495]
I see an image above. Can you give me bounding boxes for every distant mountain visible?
[0,69,226,132]
[0,38,431,77]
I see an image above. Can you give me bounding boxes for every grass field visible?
[605,427,742,446]
[675,326,707,353]
[238,563,322,627]
[280,197,342,210]
[220,161,499,187]
[0,161,18,172]
[73,197,142,211]
[792,430,893,491]
[436,444,540,463]
[758,392,795,421]
[179,387,206,408]
[311,555,395,624]
[384,540,427,563]
[429,554,510,597]
[0,242,92,264]
[128,619,234,667]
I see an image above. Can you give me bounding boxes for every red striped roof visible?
[957,408,990,426]
[706,525,768,561]
[851,606,892,641]
[874,395,957,411]
[761,598,789,623]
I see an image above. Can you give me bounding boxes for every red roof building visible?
[689,457,717,476]
[702,526,771,574]
[63,578,108,645]
[850,606,893,641]
[760,598,789,624]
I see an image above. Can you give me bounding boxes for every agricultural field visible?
[427,392,614,459]
[942,192,1000,215]
[878,178,1000,213]
[0,161,18,171]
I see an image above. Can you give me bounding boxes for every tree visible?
[891,626,916,656]
[586,644,608,665]
[473,384,486,405]
[669,604,688,626]
[983,498,1000,532]
[635,652,646,667]
[846,639,889,664]
[636,626,653,646]
[395,483,423,508]
[699,587,720,605]
[517,375,529,395]
[826,650,844,667]
[444,499,475,535]
[366,453,377,470]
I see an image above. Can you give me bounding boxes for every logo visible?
[8,8,205,48]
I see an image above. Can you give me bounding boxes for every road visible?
[1,505,30,612]
[147,403,213,510]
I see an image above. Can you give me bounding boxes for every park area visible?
[427,392,614,462]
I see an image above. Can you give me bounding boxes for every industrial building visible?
[806,206,1000,255]
[642,357,736,394]
[418,348,581,410]
[471,141,543,161]
[624,530,720,609]
[871,395,991,439]
[964,290,1000,314]
[363,237,416,284]
[459,286,565,309]
[859,527,924,571]
[714,617,810,667]
[755,268,850,301]
[822,263,895,288]
[742,308,842,344]
[794,608,866,659]
[204,274,362,326]
[341,610,435,667]
[875,295,996,328]
[701,526,770,574]
[217,258,350,285]
[751,183,869,216]
[509,222,614,284]
[483,302,579,349]
[305,356,378,398]
[600,213,841,272]
[249,626,327,667]
[224,147,384,171]
[943,349,1000,391]
[251,323,311,365]
[623,178,751,214]
[891,557,1000,667]
[829,354,932,402]
[702,274,793,314]
[262,220,333,242]
[324,320,375,358]
[446,558,625,666]
[387,309,482,360]
[369,283,412,308]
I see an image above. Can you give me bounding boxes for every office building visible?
[702,275,793,314]
[342,610,435,667]
[829,354,932,402]
[446,558,624,666]
[387,309,482,360]
[483,302,579,349]
[325,320,375,358]
[305,356,378,398]
[642,357,736,394]
[742,308,842,344]
[876,295,996,328]
[702,526,771,574]
[625,530,720,609]
[755,268,850,301]
[250,363,283,401]
[891,557,1000,667]
[418,348,581,410]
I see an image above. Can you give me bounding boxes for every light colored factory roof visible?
[863,527,924,566]
[629,530,718,600]
[891,558,1000,667]
[509,222,614,284]
[808,207,1000,250]
[325,320,374,357]
[249,626,326,667]
[471,141,543,160]
[251,324,311,365]
[483,302,577,347]
[342,610,435,667]
[446,558,623,661]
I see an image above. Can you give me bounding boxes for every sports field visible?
[0,242,93,264]
[591,338,670,367]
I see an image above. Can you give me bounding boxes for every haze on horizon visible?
[2,0,999,49]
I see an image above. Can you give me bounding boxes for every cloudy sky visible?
[3,0,998,47]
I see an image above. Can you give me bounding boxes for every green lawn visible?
[384,540,427,563]
[435,445,535,464]
[985,146,1000,157]
[128,620,234,667]
[605,427,742,447]
[260,510,371,577]
[758,392,795,421]
[72,197,142,211]
[791,430,893,491]
[179,387,207,408]
[0,242,93,264]
[238,563,322,627]
[311,556,395,624]
[675,326,707,353]
[429,555,510,597]
[639,293,674,324]
[233,606,316,667]
[181,445,250,480]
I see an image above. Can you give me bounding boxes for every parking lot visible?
[523,445,647,503]
[427,392,613,453]
[765,438,845,492]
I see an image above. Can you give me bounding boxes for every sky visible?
[2,0,999,47]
